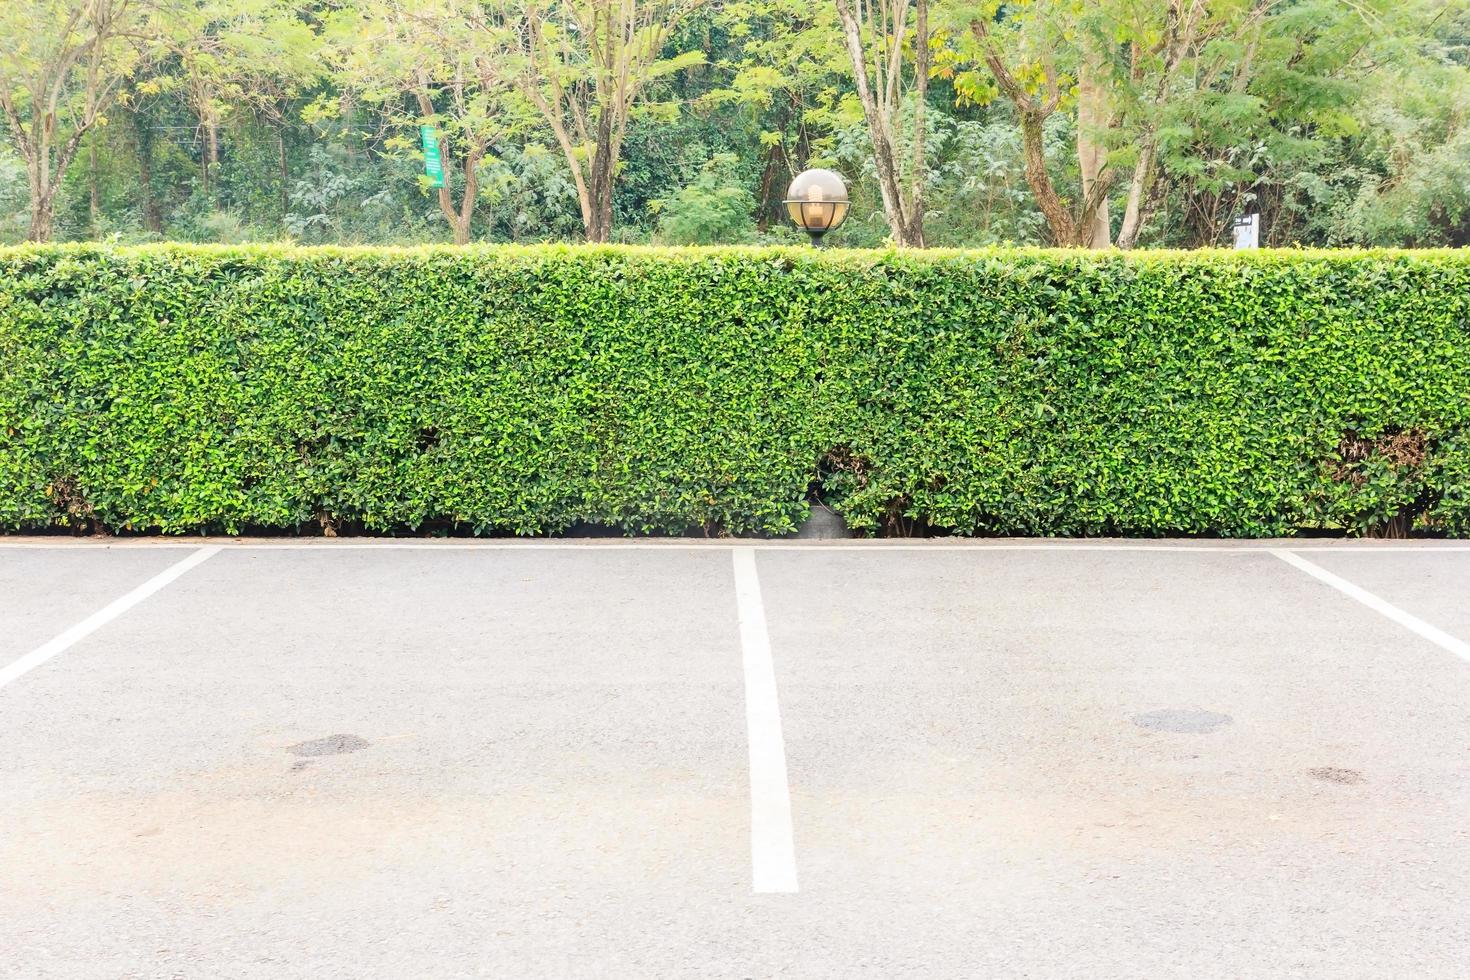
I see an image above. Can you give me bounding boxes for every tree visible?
[1311,17,1470,247]
[0,0,158,241]
[511,0,708,242]
[329,0,522,244]
[163,0,320,202]
[952,0,1458,248]
[704,0,856,228]
[953,0,1114,247]
[1148,0,1464,248]
[5,0,1467,248]
[654,151,756,243]
[833,0,929,246]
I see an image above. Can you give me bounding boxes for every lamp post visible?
[783,168,850,247]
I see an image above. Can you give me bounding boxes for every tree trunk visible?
[27,189,55,243]
[453,146,482,245]
[1115,141,1157,249]
[133,108,163,234]
[88,139,101,233]
[867,119,910,244]
[25,157,54,243]
[416,92,482,245]
[971,18,1121,248]
[755,141,787,232]
[584,152,613,242]
[1016,109,1076,245]
[833,0,924,247]
[435,161,475,245]
[439,185,470,244]
[905,0,928,247]
[971,18,1081,247]
[1076,57,1111,248]
[529,89,594,238]
[206,117,220,199]
[139,154,160,233]
[587,190,612,243]
[584,111,616,243]
[276,125,289,221]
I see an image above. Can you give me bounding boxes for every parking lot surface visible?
[3,539,1468,978]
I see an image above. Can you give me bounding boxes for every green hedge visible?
[2,243,1468,537]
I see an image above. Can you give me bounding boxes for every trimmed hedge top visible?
[2,242,1468,536]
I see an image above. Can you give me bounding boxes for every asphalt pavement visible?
[2,539,1468,979]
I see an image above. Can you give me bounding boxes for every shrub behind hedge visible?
[1,243,1467,536]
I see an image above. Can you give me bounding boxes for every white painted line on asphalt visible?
[1272,549,1470,665]
[732,547,799,894]
[0,546,221,692]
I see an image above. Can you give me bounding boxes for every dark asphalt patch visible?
[1131,709,1233,734]
[1308,766,1365,784]
[287,734,372,757]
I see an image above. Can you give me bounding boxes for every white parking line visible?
[731,547,799,894]
[0,546,221,691]
[1272,549,1470,664]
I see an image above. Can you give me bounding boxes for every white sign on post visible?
[1232,213,1260,249]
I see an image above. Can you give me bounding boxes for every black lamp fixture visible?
[783,168,850,247]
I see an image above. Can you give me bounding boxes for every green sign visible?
[420,125,444,188]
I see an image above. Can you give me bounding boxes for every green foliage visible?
[479,142,585,242]
[1305,47,1470,248]
[830,103,1052,247]
[286,146,366,242]
[7,1,1469,249]
[2,243,1469,538]
[0,148,29,241]
[654,153,758,244]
